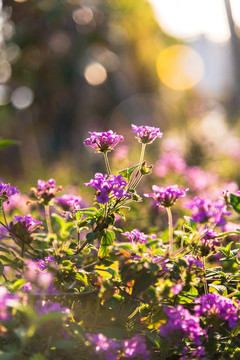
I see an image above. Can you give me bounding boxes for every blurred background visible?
[1,0,240,190]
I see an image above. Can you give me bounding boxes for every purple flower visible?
[194,293,239,328]
[55,194,82,211]
[86,333,120,360]
[160,305,206,346]
[186,197,231,225]
[200,229,219,255]
[23,282,32,293]
[85,173,130,204]
[9,214,42,246]
[185,167,217,193]
[35,300,69,315]
[31,178,62,205]
[183,255,203,269]
[0,182,19,205]
[0,225,9,240]
[37,256,55,270]
[145,185,188,207]
[172,283,183,295]
[84,130,124,153]
[131,124,163,144]
[122,229,156,244]
[122,335,150,359]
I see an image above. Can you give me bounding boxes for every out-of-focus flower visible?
[9,214,42,246]
[31,178,62,205]
[160,305,206,346]
[55,194,82,211]
[121,229,156,244]
[122,335,150,359]
[23,282,32,293]
[4,193,29,214]
[0,182,19,206]
[172,283,183,295]
[131,124,162,144]
[185,167,217,193]
[85,173,130,204]
[145,185,188,207]
[186,197,231,225]
[155,151,186,177]
[194,293,239,328]
[0,286,18,320]
[86,333,120,360]
[0,225,9,240]
[35,300,69,315]
[84,130,123,153]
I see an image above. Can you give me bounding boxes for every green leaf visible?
[86,232,99,243]
[30,354,47,360]
[230,193,240,214]
[118,165,138,182]
[51,339,76,350]
[76,271,90,287]
[0,137,20,149]
[209,283,227,295]
[0,261,4,275]
[101,230,115,246]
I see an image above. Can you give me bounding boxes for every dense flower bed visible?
[0,125,240,359]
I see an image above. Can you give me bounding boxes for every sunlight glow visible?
[149,0,232,44]
[156,45,204,90]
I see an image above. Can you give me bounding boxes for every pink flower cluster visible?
[121,228,156,244]
[84,130,124,153]
[145,185,188,207]
[131,124,162,144]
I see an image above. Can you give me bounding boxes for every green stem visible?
[1,205,8,226]
[104,152,111,176]
[166,207,173,257]
[45,205,53,234]
[138,143,146,172]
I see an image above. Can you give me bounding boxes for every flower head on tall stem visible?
[31,179,62,206]
[131,124,162,144]
[144,185,188,208]
[84,130,124,153]
[9,214,42,247]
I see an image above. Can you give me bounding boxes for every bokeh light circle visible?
[84,62,107,86]
[11,86,34,109]
[156,45,204,91]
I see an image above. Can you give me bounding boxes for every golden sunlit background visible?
[1,0,240,189]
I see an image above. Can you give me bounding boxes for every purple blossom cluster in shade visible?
[14,214,42,233]
[160,305,206,346]
[37,256,55,270]
[194,293,239,328]
[131,124,163,144]
[183,255,203,270]
[121,228,156,244]
[84,130,124,153]
[186,197,231,225]
[35,300,69,315]
[145,185,188,207]
[180,346,207,360]
[8,214,42,245]
[0,182,19,204]
[86,333,150,360]
[32,178,62,205]
[85,173,130,204]
[55,194,82,211]
[200,229,220,255]
[0,286,18,320]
